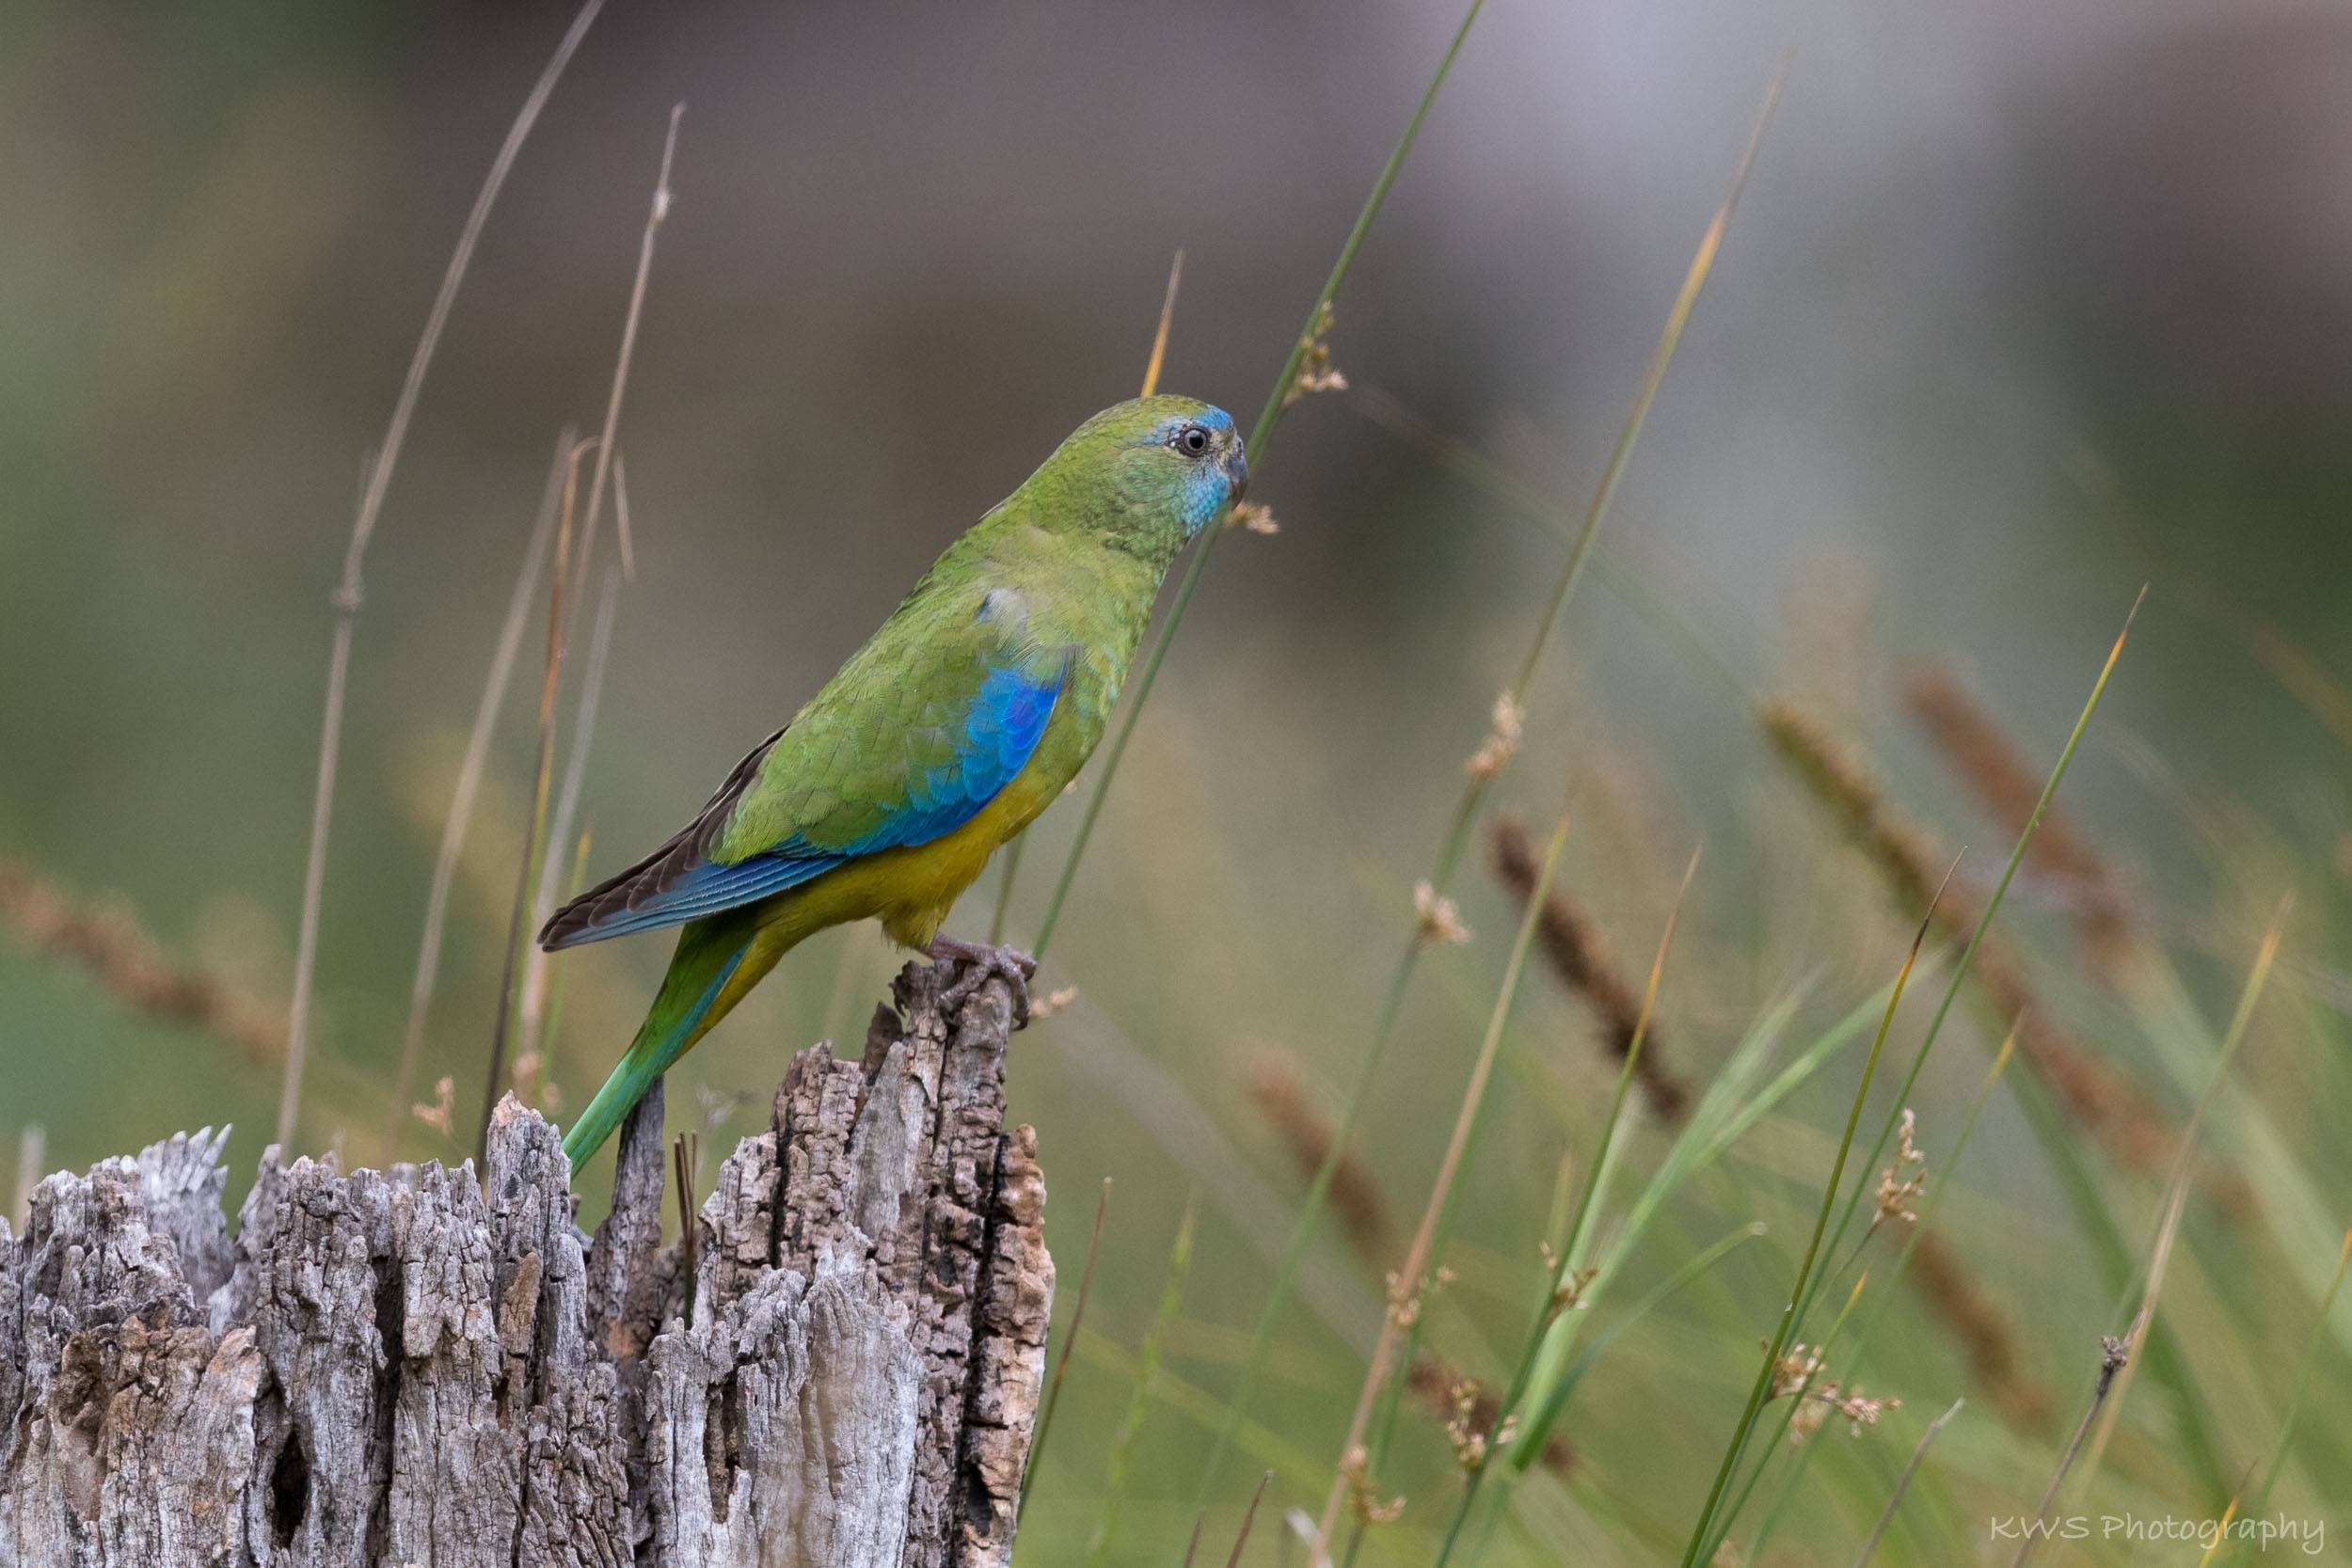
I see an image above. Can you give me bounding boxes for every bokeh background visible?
[6,2,2350,1562]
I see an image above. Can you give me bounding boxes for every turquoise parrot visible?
[542,394,1248,1167]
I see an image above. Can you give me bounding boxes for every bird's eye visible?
[1175,423,1211,455]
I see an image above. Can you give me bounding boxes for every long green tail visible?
[560,919,752,1169]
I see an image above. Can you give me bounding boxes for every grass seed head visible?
[1413,879,1470,948]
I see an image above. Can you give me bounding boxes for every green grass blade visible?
[1327,811,1581,1563]
[1741,1028,2017,1563]
[1677,878,1951,1568]
[1086,1189,1200,1568]
[1187,68,1779,1516]
[1033,0,1486,959]
[1791,588,2145,1344]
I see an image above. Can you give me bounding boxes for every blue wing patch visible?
[540,657,1063,949]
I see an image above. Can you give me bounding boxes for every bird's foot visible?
[927,936,1039,1027]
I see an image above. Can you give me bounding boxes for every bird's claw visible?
[928,936,1039,1028]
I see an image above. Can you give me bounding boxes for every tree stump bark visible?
[0,959,1053,1568]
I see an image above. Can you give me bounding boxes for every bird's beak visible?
[1223,440,1249,501]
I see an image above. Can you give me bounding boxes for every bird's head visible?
[1033,394,1248,557]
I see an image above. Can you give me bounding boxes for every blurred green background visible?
[5,2,2350,1562]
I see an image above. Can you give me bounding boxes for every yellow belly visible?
[782,750,1065,949]
[681,742,1071,1034]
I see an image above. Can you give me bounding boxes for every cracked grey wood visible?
[0,959,1052,1568]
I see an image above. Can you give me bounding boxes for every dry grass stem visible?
[562,104,679,621]
[278,0,610,1154]
[11,1125,45,1231]
[388,432,569,1156]
[1315,811,1571,1556]
[1141,249,1184,401]
[1246,1058,1397,1266]
[989,248,1186,942]
[1224,1471,1273,1568]
[1901,661,2137,979]
[520,562,625,1064]
[481,440,588,1160]
[1487,814,1693,1121]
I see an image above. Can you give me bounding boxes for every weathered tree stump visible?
[0,960,1053,1568]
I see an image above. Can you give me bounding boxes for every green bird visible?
[542,394,1248,1167]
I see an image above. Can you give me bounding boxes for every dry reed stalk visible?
[277,0,610,1154]
[517,106,682,1086]
[1759,699,2178,1176]
[561,106,678,621]
[0,861,281,1065]
[386,432,569,1157]
[1487,814,1693,1122]
[480,442,588,1160]
[1224,1471,1272,1568]
[1900,662,2137,981]
[1313,810,1572,1558]
[518,562,624,1067]
[1246,1057,1398,1267]
[1898,1221,2052,1432]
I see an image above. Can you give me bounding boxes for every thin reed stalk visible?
[1034,2,1489,959]
[1852,1398,1963,1567]
[1311,810,1571,1560]
[1677,867,1955,1568]
[387,433,569,1157]
[1226,1471,1273,1568]
[516,107,681,1069]
[10,1125,42,1232]
[561,107,678,623]
[480,443,587,1160]
[519,562,624,1061]
[1190,64,1779,1513]
[1086,1190,1200,1568]
[1019,1175,1112,1523]
[988,248,1183,946]
[277,0,608,1153]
